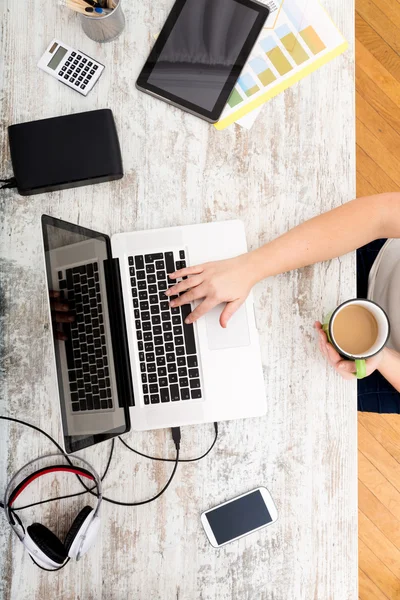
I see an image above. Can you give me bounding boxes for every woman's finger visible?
[336,360,357,380]
[169,265,205,280]
[50,300,70,312]
[220,298,243,328]
[165,275,203,298]
[325,342,342,366]
[169,285,207,308]
[185,298,219,325]
[54,313,75,323]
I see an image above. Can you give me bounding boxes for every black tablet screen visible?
[142,0,268,118]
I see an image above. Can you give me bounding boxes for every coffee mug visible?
[322,299,390,379]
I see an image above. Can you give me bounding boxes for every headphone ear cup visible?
[64,506,96,559]
[26,523,67,565]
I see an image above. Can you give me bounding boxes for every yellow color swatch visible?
[300,25,326,54]
[267,47,292,76]
[280,33,309,65]
[258,68,276,87]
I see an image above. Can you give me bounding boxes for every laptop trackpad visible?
[205,304,250,350]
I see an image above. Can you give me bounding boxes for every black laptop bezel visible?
[41,214,131,454]
[136,0,270,123]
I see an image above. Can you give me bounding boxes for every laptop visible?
[42,216,266,453]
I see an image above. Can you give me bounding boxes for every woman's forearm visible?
[378,348,400,393]
[250,192,400,281]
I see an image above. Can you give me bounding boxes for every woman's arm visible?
[167,193,400,325]
[377,348,400,392]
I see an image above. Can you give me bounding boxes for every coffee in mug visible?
[323,299,390,379]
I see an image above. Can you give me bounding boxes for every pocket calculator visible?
[38,39,105,96]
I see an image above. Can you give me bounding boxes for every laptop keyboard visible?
[128,250,202,405]
[58,262,113,413]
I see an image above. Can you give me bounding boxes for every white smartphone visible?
[201,487,278,548]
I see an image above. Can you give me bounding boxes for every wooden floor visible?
[356,0,400,597]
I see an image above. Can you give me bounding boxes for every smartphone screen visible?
[203,488,276,546]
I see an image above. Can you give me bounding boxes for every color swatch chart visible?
[215,0,347,130]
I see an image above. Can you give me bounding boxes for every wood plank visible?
[359,568,390,600]
[359,423,400,492]
[359,480,400,550]
[356,172,378,196]
[357,118,400,187]
[359,538,400,599]
[368,0,400,32]
[382,415,400,439]
[356,39,400,106]
[356,67,400,136]
[356,13,400,83]
[356,0,400,54]
[357,91,400,158]
[356,145,400,193]
[358,450,400,520]
[359,510,400,578]
[359,413,400,464]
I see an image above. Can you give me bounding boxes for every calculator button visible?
[90,69,95,75]
[71,51,76,57]
[75,81,80,86]
[61,66,67,71]
[84,66,89,72]
[87,75,92,80]
[84,78,89,84]
[65,61,71,66]
[80,84,85,89]
[58,71,63,76]
[73,60,78,66]
[77,54,82,60]
[88,61,93,67]
[64,74,69,79]
[76,69,81,74]
[78,76,83,81]
[93,64,98,70]
[82,58,87,63]
[67,70,72,75]
[79,62,84,68]
[71,73,77,79]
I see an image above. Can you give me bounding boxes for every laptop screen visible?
[42,215,130,454]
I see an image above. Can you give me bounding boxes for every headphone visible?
[3,454,102,570]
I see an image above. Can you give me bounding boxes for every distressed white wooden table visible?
[0,0,356,598]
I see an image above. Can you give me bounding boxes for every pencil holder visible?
[80,0,125,43]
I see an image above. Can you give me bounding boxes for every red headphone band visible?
[9,466,95,507]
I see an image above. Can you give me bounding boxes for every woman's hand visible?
[50,290,74,340]
[315,321,384,379]
[165,253,260,327]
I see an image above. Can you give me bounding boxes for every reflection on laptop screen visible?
[42,216,129,454]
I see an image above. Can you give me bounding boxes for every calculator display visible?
[48,46,68,70]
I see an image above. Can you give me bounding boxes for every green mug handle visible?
[355,359,367,379]
[322,319,368,380]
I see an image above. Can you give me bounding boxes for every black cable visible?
[118,422,219,463]
[13,439,115,512]
[0,415,182,509]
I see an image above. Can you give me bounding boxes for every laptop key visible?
[144,332,152,341]
[176,346,185,356]
[145,342,154,352]
[169,373,178,383]
[135,256,144,270]
[137,270,145,280]
[164,332,173,342]
[191,389,202,399]
[179,377,188,387]
[148,373,157,383]
[181,304,196,355]
[189,368,199,378]
[190,379,201,389]
[159,377,168,387]
[170,384,180,401]
[156,356,166,366]
[148,285,157,294]
[150,394,160,404]
[160,388,170,403]
[187,356,198,368]
[138,280,146,290]
[177,357,186,366]
[164,252,175,273]
[150,384,158,394]
[181,388,190,400]
[144,395,149,405]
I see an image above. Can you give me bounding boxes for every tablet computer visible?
[136,0,270,123]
